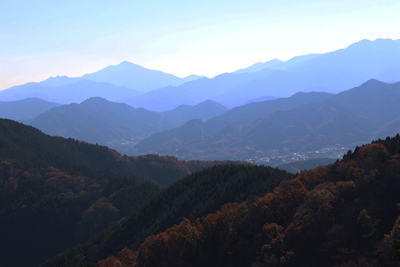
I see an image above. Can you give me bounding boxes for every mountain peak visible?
[360,78,385,87]
[194,100,229,110]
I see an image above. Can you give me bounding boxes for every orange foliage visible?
[297,166,330,188]
[358,143,388,162]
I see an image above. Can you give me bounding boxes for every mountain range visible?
[0,118,247,267]
[21,98,229,153]
[41,135,400,267]
[0,97,61,120]
[1,37,400,267]
[133,79,400,161]
[1,38,398,112]
[124,38,400,111]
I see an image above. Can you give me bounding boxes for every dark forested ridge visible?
[0,118,241,187]
[23,97,172,146]
[276,157,337,174]
[0,119,250,267]
[0,158,160,267]
[93,134,400,267]
[41,164,294,267]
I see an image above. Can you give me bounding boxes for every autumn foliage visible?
[102,134,400,266]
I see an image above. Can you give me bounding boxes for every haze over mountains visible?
[0,98,61,120]
[1,36,400,267]
[21,98,228,153]
[0,38,399,164]
[134,80,400,162]
[1,38,398,110]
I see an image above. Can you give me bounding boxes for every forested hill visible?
[0,119,244,187]
[0,119,253,267]
[40,164,294,267]
[91,134,400,267]
[0,159,160,267]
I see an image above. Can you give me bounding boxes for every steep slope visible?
[0,119,231,187]
[0,97,61,120]
[0,159,160,267]
[161,100,229,127]
[24,97,171,146]
[96,134,400,267]
[40,164,294,267]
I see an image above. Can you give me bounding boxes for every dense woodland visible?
[0,119,245,187]
[1,37,399,267]
[2,121,400,267]
[68,135,400,267]
[0,159,159,267]
[0,119,248,267]
[41,164,294,267]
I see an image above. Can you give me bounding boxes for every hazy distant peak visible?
[99,61,147,71]
[359,78,386,87]
[194,99,229,110]
[80,96,109,104]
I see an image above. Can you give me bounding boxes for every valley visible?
[0,36,399,267]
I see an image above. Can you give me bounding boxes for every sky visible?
[1,0,399,90]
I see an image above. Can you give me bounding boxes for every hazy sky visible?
[1,0,399,90]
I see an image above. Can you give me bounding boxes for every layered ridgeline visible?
[0,119,246,267]
[1,39,398,111]
[0,61,204,103]
[19,98,228,154]
[41,165,294,267]
[86,134,400,267]
[0,97,61,120]
[0,80,143,104]
[0,118,241,187]
[22,97,173,147]
[123,38,400,111]
[134,80,400,161]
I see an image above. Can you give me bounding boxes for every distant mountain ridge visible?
[79,61,204,92]
[0,61,205,103]
[23,97,171,146]
[21,98,230,154]
[134,79,400,160]
[0,98,61,120]
[133,91,336,155]
[123,38,400,111]
[0,80,142,104]
[1,38,398,112]
[232,53,320,74]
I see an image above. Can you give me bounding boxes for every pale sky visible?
[1,0,399,90]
